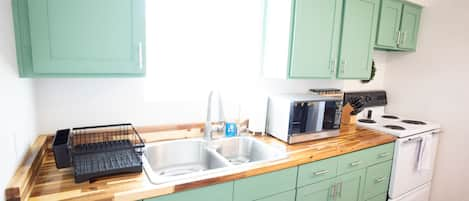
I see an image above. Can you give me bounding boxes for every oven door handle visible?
[402,130,440,144]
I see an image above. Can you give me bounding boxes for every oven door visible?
[388,131,439,199]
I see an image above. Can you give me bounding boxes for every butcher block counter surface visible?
[14,124,396,201]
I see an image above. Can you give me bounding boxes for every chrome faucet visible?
[204,91,225,141]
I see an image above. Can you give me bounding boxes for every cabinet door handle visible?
[138,42,143,69]
[330,60,336,73]
[350,161,362,167]
[375,176,386,183]
[340,60,346,73]
[331,184,337,200]
[313,170,329,176]
[378,152,391,158]
[337,182,343,198]
[401,31,407,45]
[396,31,402,46]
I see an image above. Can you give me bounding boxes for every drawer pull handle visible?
[350,161,362,167]
[313,170,329,176]
[375,177,386,183]
[379,153,391,158]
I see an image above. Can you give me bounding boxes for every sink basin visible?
[143,139,231,184]
[209,136,288,165]
[143,137,288,184]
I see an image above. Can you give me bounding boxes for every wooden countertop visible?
[9,124,396,201]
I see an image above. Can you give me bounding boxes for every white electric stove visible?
[344,91,441,201]
[356,112,440,138]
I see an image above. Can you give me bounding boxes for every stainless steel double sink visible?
[143,136,288,184]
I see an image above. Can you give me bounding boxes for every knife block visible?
[341,103,357,125]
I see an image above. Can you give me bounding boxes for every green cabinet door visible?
[335,169,366,201]
[27,0,145,76]
[289,0,342,79]
[257,190,296,201]
[338,0,380,79]
[233,167,297,201]
[296,178,336,201]
[144,182,233,201]
[398,3,422,50]
[375,0,403,49]
[363,161,392,200]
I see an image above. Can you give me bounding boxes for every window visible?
[145,0,264,102]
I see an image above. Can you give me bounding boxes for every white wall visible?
[35,78,344,133]
[384,0,469,200]
[0,0,38,199]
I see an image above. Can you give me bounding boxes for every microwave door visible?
[323,101,341,129]
[291,102,308,133]
[305,102,325,132]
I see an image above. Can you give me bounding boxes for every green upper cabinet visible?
[337,0,380,79]
[375,0,422,51]
[12,0,146,77]
[399,3,422,50]
[263,0,379,80]
[375,0,403,49]
[289,0,343,79]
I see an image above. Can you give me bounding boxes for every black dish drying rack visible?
[54,123,145,183]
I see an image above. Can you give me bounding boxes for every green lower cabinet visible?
[366,193,387,201]
[363,161,392,200]
[144,182,233,201]
[297,169,366,201]
[143,144,394,201]
[297,177,336,201]
[336,169,366,201]
[233,167,297,201]
[337,0,380,79]
[297,157,338,187]
[257,190,296,201]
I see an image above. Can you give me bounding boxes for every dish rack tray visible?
[68,123,145,183]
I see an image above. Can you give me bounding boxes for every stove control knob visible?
[365,96,372,102]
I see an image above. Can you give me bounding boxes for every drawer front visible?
[297,157,338,187]
[366,143,394,165]
[363,161,392,200]
[338,143,394,175]
[257,190,296,201]
[233,167,297,201]
[337,149,369,175]
[145,182,233,201]
[366,193,387,201]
